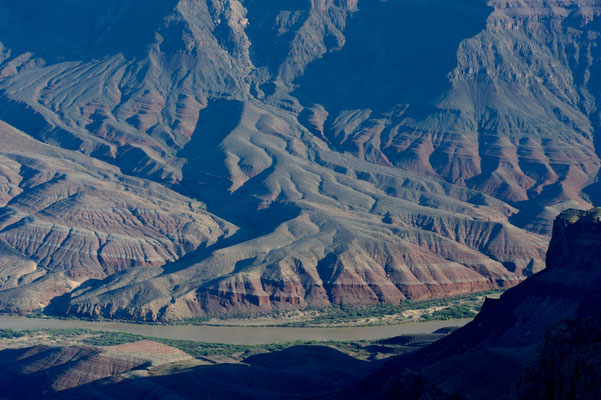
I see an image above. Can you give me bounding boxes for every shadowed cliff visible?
[345,208,601,399]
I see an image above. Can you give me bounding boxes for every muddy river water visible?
[0,316,472,344]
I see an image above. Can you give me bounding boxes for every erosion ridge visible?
[0,0,598,319]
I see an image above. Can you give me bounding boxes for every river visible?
[0,316,471,344]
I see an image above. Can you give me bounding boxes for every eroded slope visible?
[0,0,597,319]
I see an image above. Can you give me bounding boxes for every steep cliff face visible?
[0,0,599,318]
[349,208,601,400]
[546,208,601,270]
[306,0,601,235]
[511,318,601,400]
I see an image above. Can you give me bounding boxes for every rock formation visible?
[2,208,600,399]
[0,1,599,318]
[0,345,150,398]
[511,318,601,400]
[346,208,601,399]
[0,343,380,400]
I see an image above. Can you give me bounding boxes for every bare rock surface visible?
[511,318,601,400]
[104,340,194,367]
[0,345,149,398]
[1,208,600,399]
[0,342,379,400]
[0,0,599,319]
[346,208,601,399]
[0,121,234,315]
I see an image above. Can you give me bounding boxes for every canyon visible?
[0,208,598,399]
[0,0,599,320]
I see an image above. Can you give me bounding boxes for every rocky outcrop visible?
[346,208,601,399]
[511,318,601,400]
[546,208,601,271]
[0,345,149,398]
[49,345,377,400]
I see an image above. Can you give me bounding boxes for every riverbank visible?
[15,289,500,330]
[197,290,500,328]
